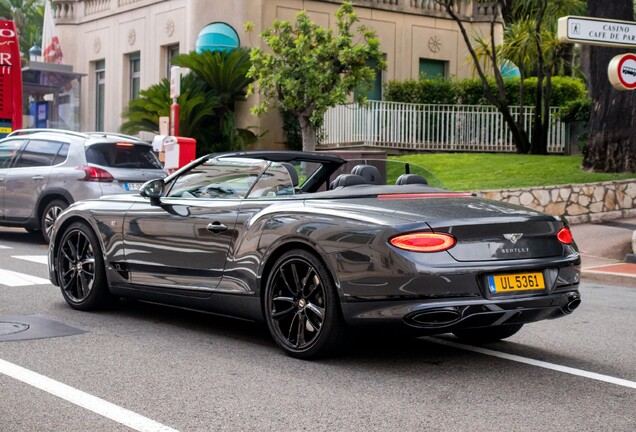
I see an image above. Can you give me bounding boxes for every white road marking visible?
[0,269,50,286]
[0,358,179,432]
[0,245,11,249]
[427,336,636,390]
[12,255,48,265]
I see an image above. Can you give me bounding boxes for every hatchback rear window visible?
[85,143,163,169]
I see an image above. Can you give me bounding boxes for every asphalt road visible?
[0,227,634,432]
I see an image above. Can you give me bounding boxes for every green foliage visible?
[247,1,385,150]
[384,76,586,108]
[173,48,253,107]
[120,74,221,153]
[121,49,257,156]
[558,98,591,123]
[0,0,44,55]
[280,108,302,151]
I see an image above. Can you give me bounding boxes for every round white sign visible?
[608,53,636,91]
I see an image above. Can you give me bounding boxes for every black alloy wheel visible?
[57,222,112,310]
[264,249,344,359]
[42,199,68,243]
[452,323,524,343]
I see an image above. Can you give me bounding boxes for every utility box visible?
[164,136,196,170]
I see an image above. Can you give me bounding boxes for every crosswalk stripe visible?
[0,269,50,286]
[12,255,48,265]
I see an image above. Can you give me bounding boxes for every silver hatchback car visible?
[0,129,167,242]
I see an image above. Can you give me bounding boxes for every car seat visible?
[395,174,428,185]
[351,164,382,185]
[329,174,368,190]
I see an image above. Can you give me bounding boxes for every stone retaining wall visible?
[474,180,636,224]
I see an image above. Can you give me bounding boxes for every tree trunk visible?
[299,115,317,152]
[438,0,530,154]
[583,0,636,172]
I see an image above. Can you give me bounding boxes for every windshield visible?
[86,143,163,169]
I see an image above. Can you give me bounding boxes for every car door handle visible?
[32,175,44,181]
[206,222,228,233]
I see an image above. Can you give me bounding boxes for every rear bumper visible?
[340,288,581,333]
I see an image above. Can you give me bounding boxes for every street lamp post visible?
[28,43,41,62]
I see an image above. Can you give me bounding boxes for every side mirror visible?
[139,178,165,206]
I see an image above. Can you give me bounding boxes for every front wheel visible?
[56,222,112,310]
[41,199,68,243]
[264,249,345,359]
[452,323,524,344]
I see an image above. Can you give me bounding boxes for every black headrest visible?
[329,174,368,190]
[280,162,299,187]
[351,164,382,185]
[396,174,428,185]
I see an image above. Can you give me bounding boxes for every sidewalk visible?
[570,217,636,286]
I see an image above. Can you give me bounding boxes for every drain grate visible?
[0,315,87,342]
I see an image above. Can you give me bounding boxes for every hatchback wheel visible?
[41,199,68,243]
[57,222,112,310]
[264,249,345,359]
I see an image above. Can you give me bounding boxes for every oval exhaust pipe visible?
[410,308,461,327]
[564,297,581,314]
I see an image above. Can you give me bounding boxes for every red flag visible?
[42,1,63,63]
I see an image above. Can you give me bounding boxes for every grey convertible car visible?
[48,151,581,358]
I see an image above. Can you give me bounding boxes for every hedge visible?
[384,76,587,108]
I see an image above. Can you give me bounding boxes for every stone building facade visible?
[51,0,501,148]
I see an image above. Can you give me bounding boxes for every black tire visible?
[56,222,112,310]
[264,249,345,359]
[452,323,524,344]
[41,199,68,243]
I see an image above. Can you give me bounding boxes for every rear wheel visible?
[264,249,345,359]
[56,222,112,310]
[452,324,524,343]
[41,199,68,243]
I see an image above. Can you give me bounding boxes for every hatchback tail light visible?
[76,165,114,182]
[390,232,456,253]
[557,227,574,245]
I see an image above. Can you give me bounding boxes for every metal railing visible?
[322,100,566,153]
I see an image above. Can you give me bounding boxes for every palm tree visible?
[120,73,221,155]
[121,48,257,155]
[506,0,585,154]
[173,48,257,152]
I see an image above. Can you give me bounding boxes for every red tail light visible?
[390,232,456,253]
[76,165,114,182]
[557,227,574,245]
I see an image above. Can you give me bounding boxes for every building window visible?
[354,56,385,101]
[94,60,105,131]
[164,44,180,80]
[419,58,447,80]
[128,52,141,101]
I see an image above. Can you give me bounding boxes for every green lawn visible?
[392,153,636,191]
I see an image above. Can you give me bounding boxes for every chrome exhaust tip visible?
[409,308,462,327]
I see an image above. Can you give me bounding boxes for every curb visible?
[581,261,636,287]
[581,271,636,287]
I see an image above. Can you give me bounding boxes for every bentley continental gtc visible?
[48,151,581,358]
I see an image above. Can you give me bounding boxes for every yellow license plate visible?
[487,272,545,293]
